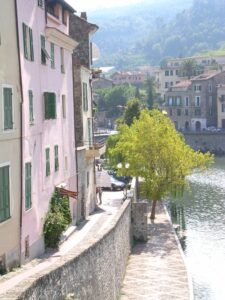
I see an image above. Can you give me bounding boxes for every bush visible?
[43,189,72,249]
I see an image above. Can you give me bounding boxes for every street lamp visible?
[117,162,130,200]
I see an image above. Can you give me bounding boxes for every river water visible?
[167,157,225,300]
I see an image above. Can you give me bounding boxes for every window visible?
[54,145,59,172]
[45,148,50,176]
[50,43,55,68]
[169,108,173,116]
[83,83,88,111]
[44,92,56,119]
[88,118,92,145]
[28,90,34,124]
[165,70,169,76]
[177,109,181,116]
[87,171,89,188]
[208,84,212,92]
[185,97,189,107]
[60,48,65,73]
[195,96,201,107]
[25,162,32,210]
[168,97,172,106]
[165,82,169,88]
[62,95,66,118]
[176,97,182,106]
[176,70,179,76]
[0,165,10,223]
[209,96,213,116]
[3,87,13,130]
[222,103,225,112]
[41,35,50,64]
[170,82,173,86]
[170,70,173,76]
[194,84,202,92]
[22,23,34,61]
[185,109,189,116]
[38,0,44,8]
[195,108,201,116]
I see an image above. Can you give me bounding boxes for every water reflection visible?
[167,157,225,300]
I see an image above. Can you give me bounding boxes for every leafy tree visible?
[108,109,213,219]
[144,77,156,109]
[123,98,141,126]
[181,58,198,79]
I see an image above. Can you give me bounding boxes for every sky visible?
[67,0,143,12]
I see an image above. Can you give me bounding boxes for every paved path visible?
[121,202,192,300]
[0,191,123,297]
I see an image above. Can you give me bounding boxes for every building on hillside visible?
[0,0,22,270]
[163,71,225,131]
[111,70,147,87]
[16,0,78,262]
[92,77,114,90]
[160,55,225,97]
[217,85,225,129]
[70,13,104,219]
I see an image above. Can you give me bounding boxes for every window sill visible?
[0,216,11,227]
[25,206,32,213]
[29,122,35,126]
[47,13,61,25]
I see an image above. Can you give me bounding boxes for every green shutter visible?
[29,90,34,123]
[23,23,28,59]
[0,166,10,223]
[25,163,32,210]
[54,145,59,171]
[51,43,55,68]
[4,88,13,130]
[29,28,34,61]
[44,92,56,119]
[41,35,46,64]
[46,148,50,176]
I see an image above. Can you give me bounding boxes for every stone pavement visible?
[0,190,124,297]
[121,202,193,300]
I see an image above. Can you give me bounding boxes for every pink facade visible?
[17,0,77,261]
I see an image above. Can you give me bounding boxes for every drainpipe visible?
[15,0,24,266]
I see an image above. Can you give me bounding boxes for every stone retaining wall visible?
[183,132,225,155]
[3,201,131,300]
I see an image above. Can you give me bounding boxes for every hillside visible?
[88,0,225,70]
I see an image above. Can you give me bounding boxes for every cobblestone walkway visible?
[121,202,192,300]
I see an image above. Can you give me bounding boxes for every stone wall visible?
[183,132,225,154]
[132,202,148,242]
[3,201,131,300]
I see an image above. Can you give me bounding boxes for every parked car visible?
[110,177,125,191]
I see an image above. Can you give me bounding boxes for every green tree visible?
[123,98,141,126]
[108,110,213,219]
[144,77,156,109]
[181,58,198,79]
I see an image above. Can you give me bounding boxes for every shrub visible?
[43,188,72,249]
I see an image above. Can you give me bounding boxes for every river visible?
[167,157,225,300]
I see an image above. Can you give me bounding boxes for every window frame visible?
[22,23,34,61]
[44,92,57,120]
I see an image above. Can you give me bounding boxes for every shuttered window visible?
[41,35,46,65]
[44,92,56,119]
[3,87,13,130]
[0,166,10,223]
[25,163,32,210]
[22,23,34,61]
[54,145,59,172]
[45,148,50,176]
[60,48,65,73]
[82,83,88,111]
[28,90,34,124]
[50,43,55,68]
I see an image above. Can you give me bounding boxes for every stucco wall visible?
[183,132,225,154]
[3,200,131,300]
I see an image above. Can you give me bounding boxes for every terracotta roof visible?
[173,80,192,88]
[191,71,221,81]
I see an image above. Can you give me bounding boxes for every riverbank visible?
[121,201,193,300]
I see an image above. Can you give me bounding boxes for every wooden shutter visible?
[29,90,34,123]
[0,166,10,222]
[25,163,32,210]
[3,88,13,130]
[54,145,59,171]
[29,28,34,61]
[41,35,46,64]
[23,23,28,59]
[46,148,50,176]
[44,92,56,119]
[51,43,55,68]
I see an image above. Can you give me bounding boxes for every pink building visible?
[16,0,78,262]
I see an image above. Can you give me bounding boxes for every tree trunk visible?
[150,200,157,220]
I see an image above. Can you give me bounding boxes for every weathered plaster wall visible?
[183,132,225,154]
[2,201,131,300]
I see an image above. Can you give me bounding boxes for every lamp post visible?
[117,162,130,200]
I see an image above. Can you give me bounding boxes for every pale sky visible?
[67,0,144,12]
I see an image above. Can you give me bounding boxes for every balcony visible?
[85,139,106,158]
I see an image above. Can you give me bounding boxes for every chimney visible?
[80,12,87,20]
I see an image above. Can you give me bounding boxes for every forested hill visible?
[89,0,225,70]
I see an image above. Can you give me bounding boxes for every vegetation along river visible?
[167,157,225,300]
